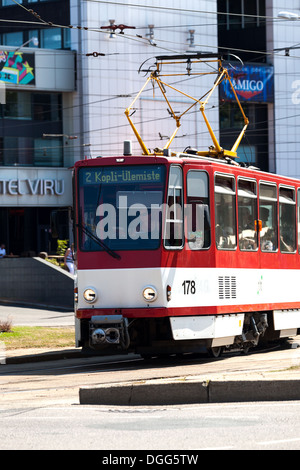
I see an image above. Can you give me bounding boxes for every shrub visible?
[0,318,13,333]
[57,239,69,256]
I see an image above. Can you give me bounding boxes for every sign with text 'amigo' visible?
[220,63,274,103]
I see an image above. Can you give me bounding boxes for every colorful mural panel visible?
[0,51,35,86]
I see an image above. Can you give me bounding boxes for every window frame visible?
[214,172,237,251]
[163,165,184,250]
[186,169,211,251]
[279,185,296,253]
[237,176,258,252]
[259,181,278,253]
[296,188,300,254]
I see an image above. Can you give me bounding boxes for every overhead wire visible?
[5,0,299,60]
[2,0,300,159]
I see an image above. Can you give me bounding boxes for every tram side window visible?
[279,187,296,253]
[164,166,184,249]
[298,189,300,253]
[215,174,237,250]
[259,183,278,252]
[238,179,258,251]
[186,171,210,250]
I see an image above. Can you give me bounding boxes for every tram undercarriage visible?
[78,310,298,357]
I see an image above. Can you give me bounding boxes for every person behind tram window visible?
[64,243,75,274]
[260,207,276,251]
[280,204,295,253]
[215,207,231,248]
[0,243,6,258]
[239,207,257,250]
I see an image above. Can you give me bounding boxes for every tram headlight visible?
[142,286,157,302]
[83,287,97,303]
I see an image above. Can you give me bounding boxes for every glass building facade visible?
[0,0,74,256]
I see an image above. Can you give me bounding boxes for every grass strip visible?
[0,326,75,350]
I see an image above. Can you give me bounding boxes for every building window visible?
[40,28,62,49]
[0,28,70,51]
[34,137,63,167]
[33,93,62,121]
[28,30,39,48]
[63,28,70,49]
[2,0,23,5]
[228,0,242,30]
[219,0,265,31]
[0,137,3,165]
[237,145,256,166]
[3,136,33,166]
[0,91,63,167]
[2,31,23,46]
[4,92,32,120]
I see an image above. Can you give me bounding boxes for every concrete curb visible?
[4,348,84,364]
[4,349,139,364]
[79,377,300,405]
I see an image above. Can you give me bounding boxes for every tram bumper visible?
[89,315,130,349]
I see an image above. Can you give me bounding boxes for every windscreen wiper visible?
[77,223,121,260]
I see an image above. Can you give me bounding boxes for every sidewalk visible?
[0,302,74,327]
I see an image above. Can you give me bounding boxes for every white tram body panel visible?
[77,266,300,310]
[76,266,300,347]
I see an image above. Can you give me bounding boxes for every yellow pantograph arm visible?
[124,56,249,158]
[124,76,152,155]
[223,68,249,153]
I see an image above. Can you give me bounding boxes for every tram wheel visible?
[208,346,223,358]
[241,346,250,355]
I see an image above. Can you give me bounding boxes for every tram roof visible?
[74,153,300,185]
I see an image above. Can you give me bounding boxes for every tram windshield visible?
[78,165,166,251]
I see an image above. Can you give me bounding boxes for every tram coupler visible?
[89,315,130,349]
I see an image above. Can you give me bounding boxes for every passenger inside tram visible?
[238,206,257,250]
[260,207,276,251]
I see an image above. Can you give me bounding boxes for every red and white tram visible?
[73,153,300,356]
[73,54,300,356]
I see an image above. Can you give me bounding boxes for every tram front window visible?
[78,165,166,251]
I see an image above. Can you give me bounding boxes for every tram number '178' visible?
[182,280,196,295]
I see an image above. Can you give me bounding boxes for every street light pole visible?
[278,11,300,20]
[15,37,39,52]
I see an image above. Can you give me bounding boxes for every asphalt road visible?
[1,303,300,450]
[0,303,74,327]
[1,400,300,450]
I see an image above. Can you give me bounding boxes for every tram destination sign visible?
[220,62,274,103]
[81,166,164,185]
